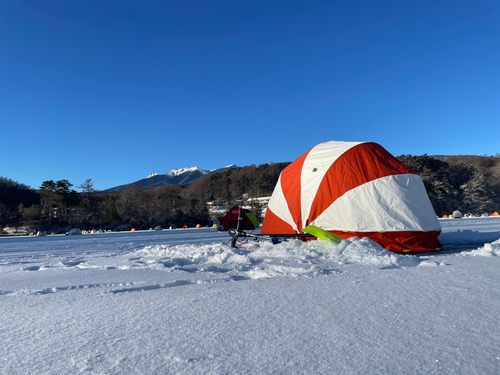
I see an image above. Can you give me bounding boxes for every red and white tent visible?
[261,141,443,253]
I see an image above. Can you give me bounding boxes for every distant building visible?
[243,196,271,208]
[207,196,272,219]
[243,196,271,218]
[206,200,228,216]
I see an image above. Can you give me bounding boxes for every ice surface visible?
[1,221,500,374]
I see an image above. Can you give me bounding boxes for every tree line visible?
[1,156,499,234]
[397,154,500,216]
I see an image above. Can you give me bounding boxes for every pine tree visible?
[40,180,57,225]
[77,179,97,228]
[461,169,493,214]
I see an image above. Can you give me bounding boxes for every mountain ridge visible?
[103,164,237,193]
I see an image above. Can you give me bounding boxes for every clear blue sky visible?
[1,0,499,191]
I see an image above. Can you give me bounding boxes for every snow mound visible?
[462,238,500,257]
[125,237,428,280]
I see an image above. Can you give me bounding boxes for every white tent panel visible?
[311,174,441,232]
[266,175,299,233]
[300,141,363,229]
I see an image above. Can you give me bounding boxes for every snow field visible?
[1,221,500,374]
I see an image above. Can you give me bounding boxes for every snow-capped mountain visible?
[105,165,236,193]
[165,166,209,178]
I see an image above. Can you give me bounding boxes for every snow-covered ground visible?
[1,218,500,374]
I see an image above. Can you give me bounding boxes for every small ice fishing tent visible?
[221,206,259,231]
[261,141,443,253]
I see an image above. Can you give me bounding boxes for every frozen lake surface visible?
[1,218,500,374]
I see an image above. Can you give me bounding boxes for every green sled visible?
[302,225,343,245]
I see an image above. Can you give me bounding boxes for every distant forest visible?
[1,155,499,234]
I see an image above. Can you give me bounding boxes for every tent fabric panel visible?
[260,208,298,235]
[244,212,260,230]
[263,175,299,233]
[221,206,257,230]
[327,230,443,253]
[311,174,441,232]
[300,141,363,228]
[278,149,311,231]
[224,219,239,229]
[220,207,237,227]
[308,142,418,224]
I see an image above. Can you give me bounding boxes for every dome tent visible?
[221,206,259,231]
[260,141,443,253]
